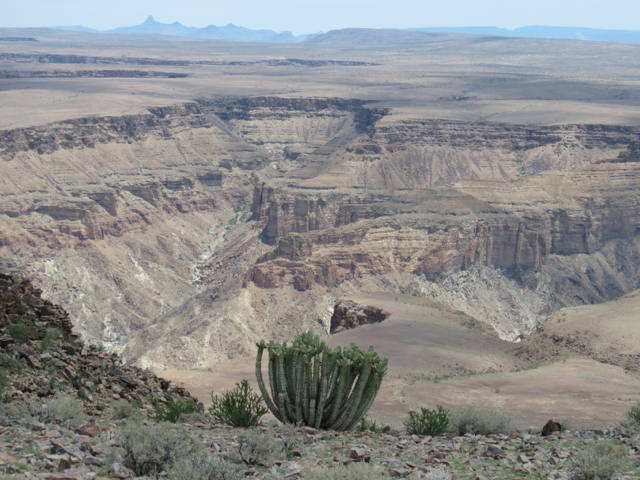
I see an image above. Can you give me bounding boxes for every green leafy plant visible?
[356,415,390,433]
[446,404,514,436]
[256,332,388,431]
[154,395,204,423]
[570,442,628,480]
[208,379,267,427]
[404,406,450,436]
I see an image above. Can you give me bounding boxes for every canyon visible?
[1,27,640,388]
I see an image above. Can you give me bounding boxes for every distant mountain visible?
[408,26,640,44]
[54,16,323,43]
[52,19,640,45]
[305,28,462,45]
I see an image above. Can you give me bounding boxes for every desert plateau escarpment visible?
[2,28,640,376]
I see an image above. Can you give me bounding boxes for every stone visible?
[541,420,562,436]
[110,462,132,479]
[74,424,99,437]
[348,446,366,459]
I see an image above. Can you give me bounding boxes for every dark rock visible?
[541,419,562,436]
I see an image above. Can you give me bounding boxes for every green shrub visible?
[0,352,23,373]
[167,454,244,480]
[356,415,390,433]
[0,370,11,404]
[154,394,204,423]
[256,332,388,430]
[447,405,514,436]
[0,403,24,426]
[404,406,449,436]
[570,442,628,480]
[237,428,284,466]
[9,322,31,344]
[111,399,141,420]
[303,464,388,480]
[30,393,88,428]
[621,402,640,433]
[209,380,268,427]
[41,327,61,349]
[117,420,202,476]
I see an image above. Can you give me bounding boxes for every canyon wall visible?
[3,96,640,367]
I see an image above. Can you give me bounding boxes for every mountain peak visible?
[144,15,156,24]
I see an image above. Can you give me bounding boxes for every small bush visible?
[447,405,514,436]
[423,470,452,480]
[41,327,61,349]
[356,415,390,433]
[621,402,640,433]
[30,393,88,428]
[111,399,141,420]
[570,442,628,480]
[404,406,449,436]
[209,380,267,427]
[0,403,24,426]
[167,454,244,480]
[0,352,23,373]
[154,395,204,423]
[304,464,388,480]
[117,420,202,476]
[237,428,284,466]
[9,322,31,344]
[0,370,11,404]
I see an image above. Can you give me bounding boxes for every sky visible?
[2,0,640,36]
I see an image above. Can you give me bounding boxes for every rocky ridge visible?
[0,272,193,418]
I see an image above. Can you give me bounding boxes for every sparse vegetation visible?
[569,442,628,480]
[117,420,202,476]
[154,394,204,423]
[237,427,284,466]
[621,401,640,433]
[356,415,390,433]
[41,327,61,349]
[29,392,88,428]
[446,404,514,436]
[303,464,389,480]
[208,379,268,427]
[167,453,244,480]
[9,322,31,344]
[423,470,452,480]
[111,399,141,420]
[404,406,449,436]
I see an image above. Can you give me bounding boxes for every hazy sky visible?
[3,0,640,35]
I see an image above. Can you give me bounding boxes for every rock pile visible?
[0,272,193,417]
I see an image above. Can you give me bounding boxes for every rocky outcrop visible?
[329,300,389,334]
[0,272,193,416]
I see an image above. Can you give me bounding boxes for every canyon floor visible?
[161,291,640,431]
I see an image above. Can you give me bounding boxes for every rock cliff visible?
[3,95,640,367]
